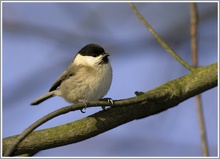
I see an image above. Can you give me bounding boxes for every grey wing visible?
[49,66,76,92]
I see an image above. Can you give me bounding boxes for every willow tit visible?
[30,44,112,105]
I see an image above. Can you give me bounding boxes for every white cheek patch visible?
[74,54,102,66]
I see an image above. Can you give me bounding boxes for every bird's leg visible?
[78,99,88,113]
[100,98,114,111]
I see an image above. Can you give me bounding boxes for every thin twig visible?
[3,92,167,156]
[190,3,209,156]
[3,101,112,156]
[128,3,195,72]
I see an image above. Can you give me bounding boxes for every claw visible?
[102,98,114,106]
[78,99,88,113]
[100,98,114,111]
[102,106,108,111]
[80,108,86,113]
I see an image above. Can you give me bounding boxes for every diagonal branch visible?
[128,3,196,72]
[3,62,217,156]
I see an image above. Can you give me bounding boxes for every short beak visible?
[104,53,110,57]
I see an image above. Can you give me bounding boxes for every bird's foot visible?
[78,99,88,113]
[100,98,114,111]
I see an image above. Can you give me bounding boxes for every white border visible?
[1,1,219,158]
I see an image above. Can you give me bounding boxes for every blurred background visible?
[2,2,218,157]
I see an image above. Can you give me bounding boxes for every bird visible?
[30,43,112,106]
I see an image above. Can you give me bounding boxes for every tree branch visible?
[3,62,217,156]
[190,3,209,156]
[128,3,196,72]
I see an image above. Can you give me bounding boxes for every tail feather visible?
[30,91,55,105]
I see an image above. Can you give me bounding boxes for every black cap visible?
[79,44,106,57]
